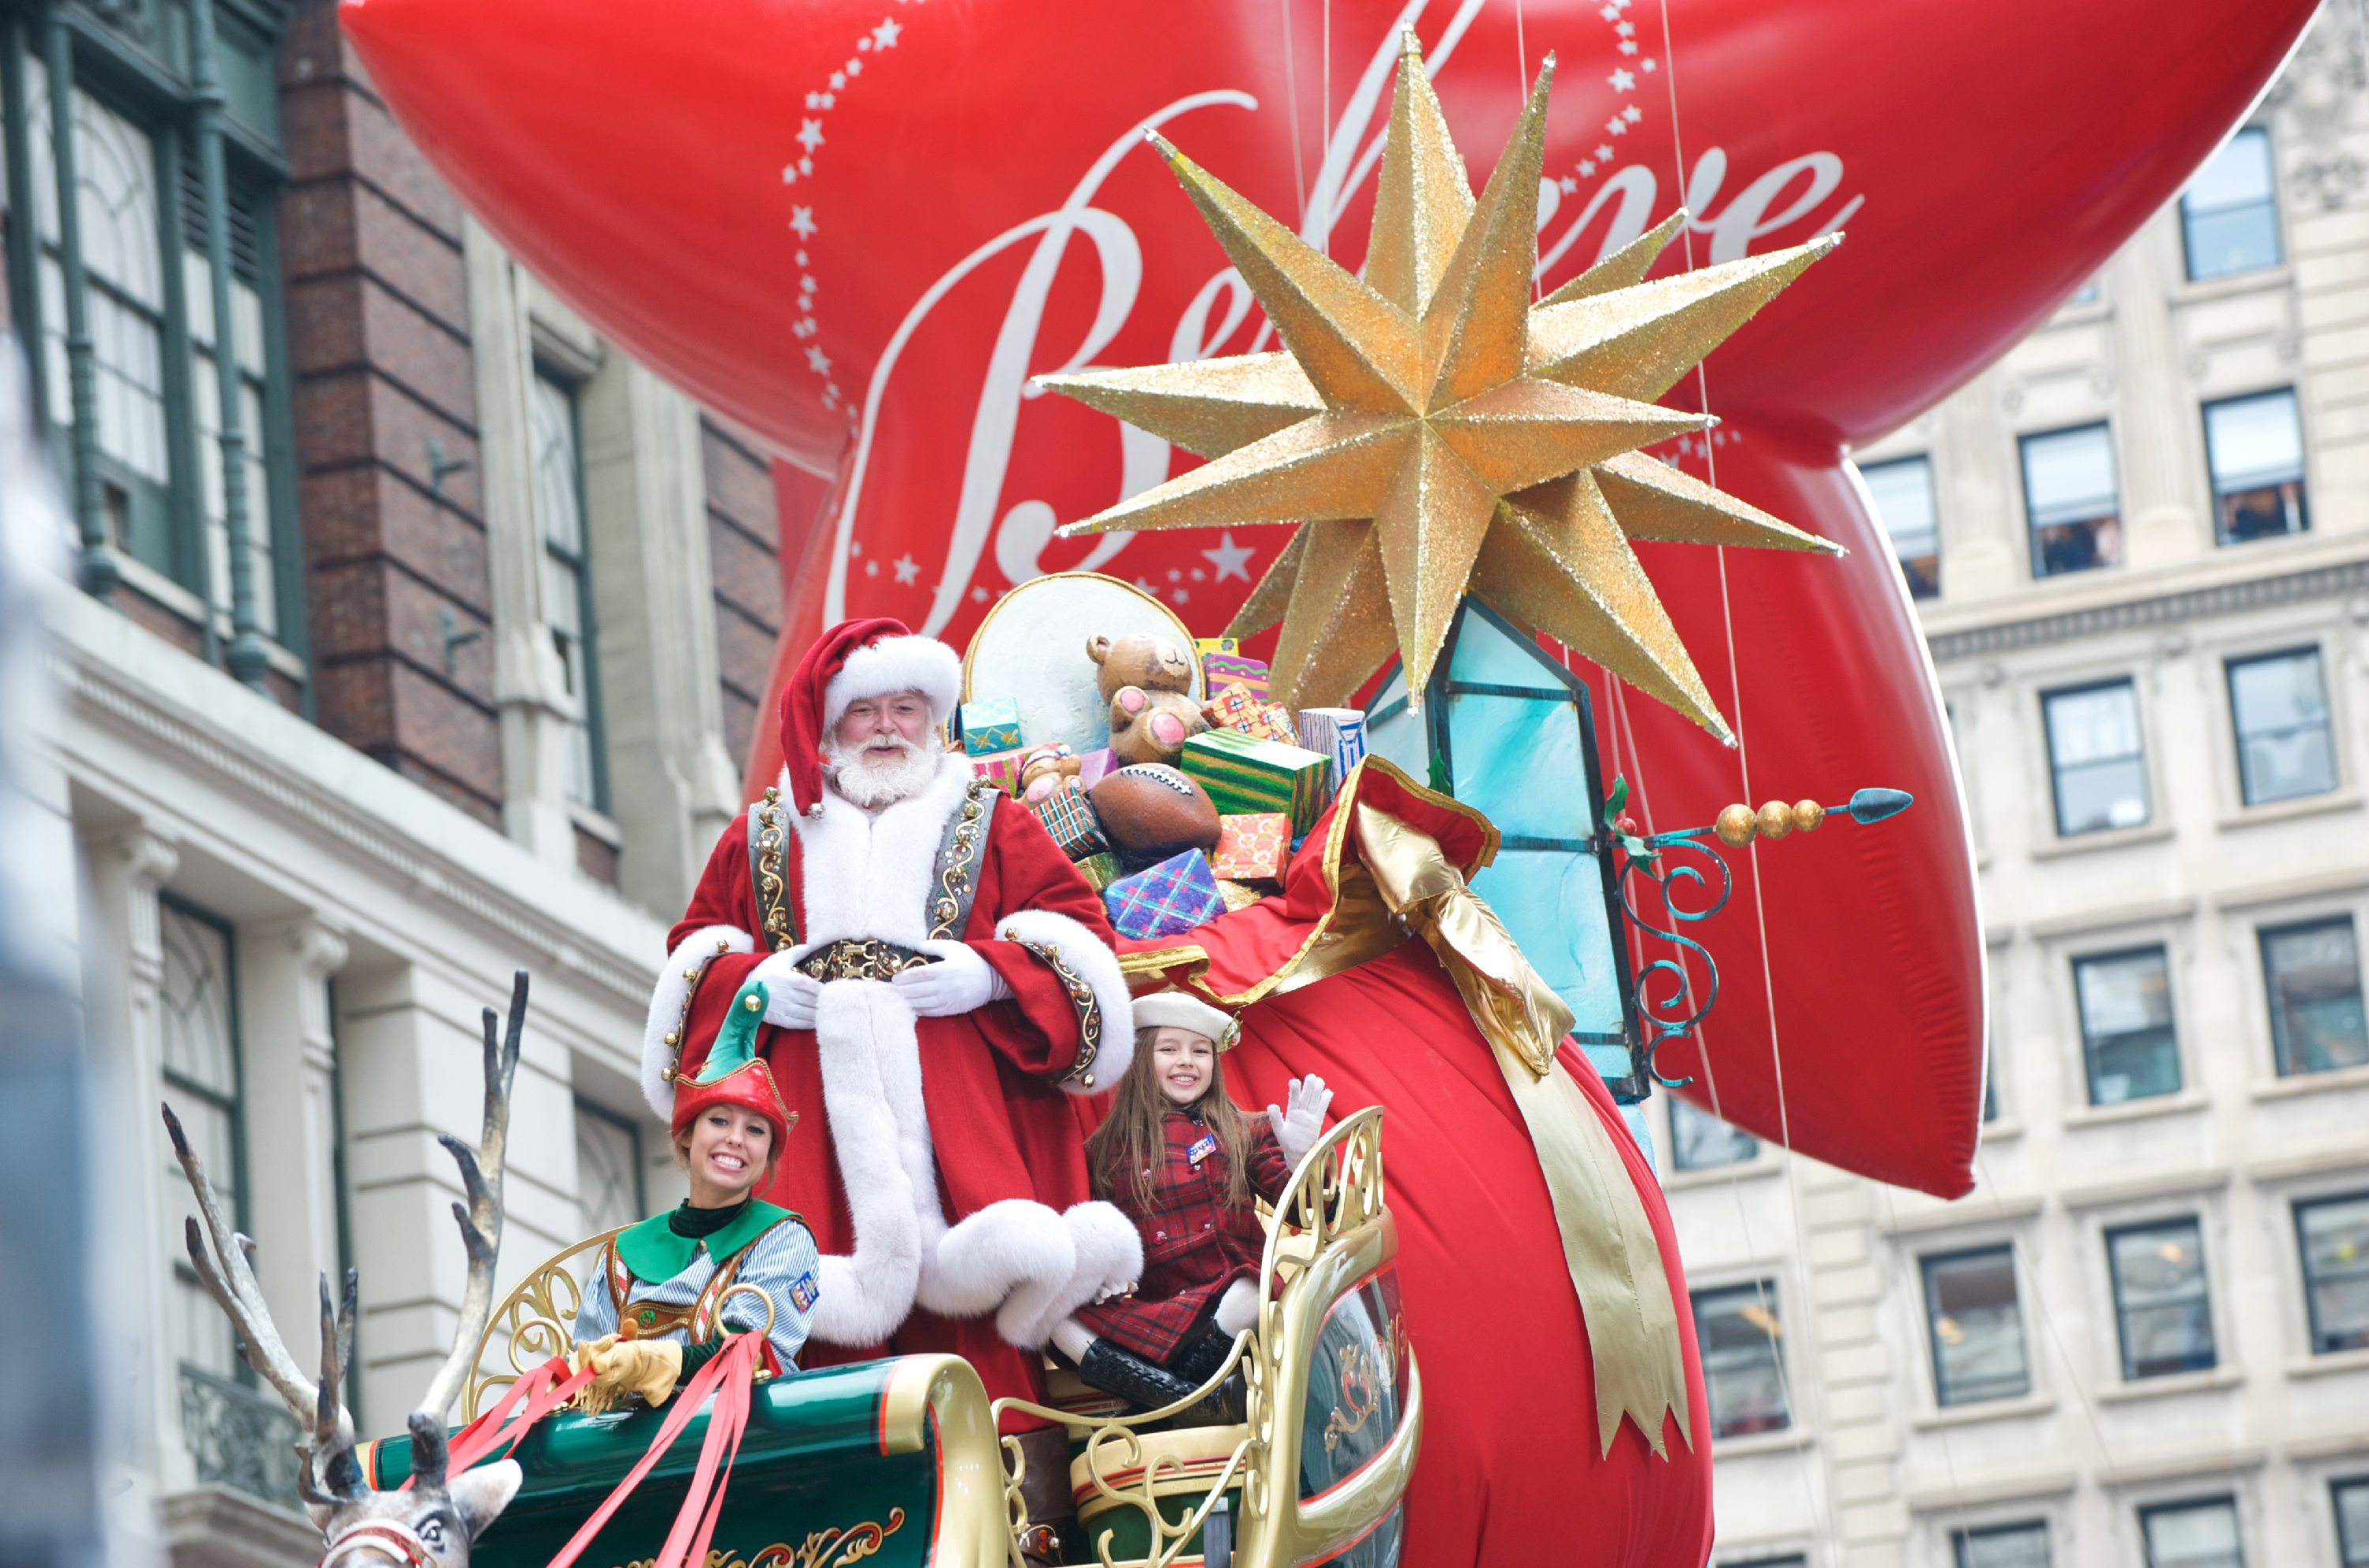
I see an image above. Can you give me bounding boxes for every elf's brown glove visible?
[588,1338,684,1409]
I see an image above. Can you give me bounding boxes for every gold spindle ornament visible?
[1714,805,1757,846]
[1755,801,1794,839]
[1793,799,1826,833]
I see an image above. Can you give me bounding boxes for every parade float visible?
[176,2,2320,1565]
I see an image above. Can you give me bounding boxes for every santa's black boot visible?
[1076,1338,1203,1411]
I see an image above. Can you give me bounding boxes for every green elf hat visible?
[670,976,798,1146]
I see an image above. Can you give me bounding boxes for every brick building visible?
[4,2,817,1559]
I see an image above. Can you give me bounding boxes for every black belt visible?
[795,939,937,983]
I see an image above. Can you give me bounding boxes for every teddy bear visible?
[1087,632,1209,767]
[1017,744,1084,805]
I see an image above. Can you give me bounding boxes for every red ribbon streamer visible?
[397,1355,594,1493]
[541,1333,766,1568]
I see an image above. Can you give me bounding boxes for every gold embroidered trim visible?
[1003,928,1105,1090]
[753,786,795,952]
[661,936,734,1086]
[929,779,996,939]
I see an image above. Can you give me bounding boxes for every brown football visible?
[1090,764,1222,868]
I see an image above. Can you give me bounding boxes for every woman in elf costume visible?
[573,977,820,1409]
[1050,989,1330,1410]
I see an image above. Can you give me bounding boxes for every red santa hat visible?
[778,617,963,815]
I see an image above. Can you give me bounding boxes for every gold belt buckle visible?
[797,939,937,984]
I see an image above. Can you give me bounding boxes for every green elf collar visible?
[615,1199,795,1284]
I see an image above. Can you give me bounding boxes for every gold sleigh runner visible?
[606,1507,905,1568]
[1123,758,1691,1457]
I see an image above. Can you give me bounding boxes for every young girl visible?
[573,977,820,1409]
[1050,990,1331,1409]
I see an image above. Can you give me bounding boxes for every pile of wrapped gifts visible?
[952,637,1371,942]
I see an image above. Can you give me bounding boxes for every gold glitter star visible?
[1042,33,1844,741]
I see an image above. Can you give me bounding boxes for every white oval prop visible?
[960,572,1203,754]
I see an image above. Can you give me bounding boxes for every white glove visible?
[750,952,820,1030]
[1267,1075,1332,1166]
[889,940,1010,1018]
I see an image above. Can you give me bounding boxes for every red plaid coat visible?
[1074,1105,1293,1363]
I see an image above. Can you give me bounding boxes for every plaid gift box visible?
[968,748,1029,795]
[1102,850,1228,940]
[1211,812,1291,883]
[1295,707,1367,801]
[1181,727,1333,835]
[1074,851,1124,891]
[1031,788,1111,861]
[1200,651,1269,702]
[959,696,1025,756]
[1203,681,1298,745]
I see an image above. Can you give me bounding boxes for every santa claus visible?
[641,618,1139,1433]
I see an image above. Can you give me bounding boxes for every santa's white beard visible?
[824,732,940,808]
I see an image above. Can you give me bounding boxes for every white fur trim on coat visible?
[992,907,1137,1093]
[807,980,934,1347]
[642,923,755,1119]
[824,634,962,730]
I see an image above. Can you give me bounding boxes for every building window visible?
[2074,947,2180,1105]
[2022,423,2121,577]
[2203,390,2307,544]
[1861,455,1939,599]
[2335,1477,2369,1567]
[1723,1560,1807,1568]
[529,369,606,812]
[2181,126,2281,282]
[574,1099,644,1237]
[1922,1245,2031,1405]
[2139,1497,2243,1568]
[2226,648,2335,806]
[2043,680,2149,835]
[2262,917,2369,1078]
[2106,1218,2214,1379]
[1670,1097,1759,1171]
[158,898,246,1379]
[2296,1191,2369,1355]
[6,26,299,661]
[1954,1521,2051,1568]
[1690,1284,1789,1439]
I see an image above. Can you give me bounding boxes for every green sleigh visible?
[360,1108,1419,1568]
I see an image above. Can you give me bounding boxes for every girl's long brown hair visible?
[1087,1027,1256,1210]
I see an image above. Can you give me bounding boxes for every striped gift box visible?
[968,748,1029,795]
[1180,726,1333,835]
[1295,707,1367,801]
[1200,651,1269,702]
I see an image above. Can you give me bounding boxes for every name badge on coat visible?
[1186,1134,1218,1167]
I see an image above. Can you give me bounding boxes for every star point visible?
[1041,45,1836,730]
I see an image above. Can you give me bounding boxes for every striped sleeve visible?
[719,1219,821,1371]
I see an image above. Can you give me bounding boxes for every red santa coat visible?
[642,752,1139,1416]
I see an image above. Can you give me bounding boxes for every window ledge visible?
[568,803,623,846]
[2063,1087,2210,1127]
[2174,262,2292,304]
[2029,822,2176,861]
[1978,1118,2025,1144]
[111,557,307,682]
[2094,1364,2243,1404]
[2250,1061,2369,1101]
[2286,1346,2369,1380]
[2217,789,2361,831]
[1661,1156,1785,1191]
[1712,1425,1816,1457]
[1911,1390,2056,1430]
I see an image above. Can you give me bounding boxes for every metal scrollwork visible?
[1615,835,1734,1089]
[463,1229,622,1421]
[754,787,794,951]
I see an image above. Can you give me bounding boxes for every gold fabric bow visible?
[1353,803,1691,1459]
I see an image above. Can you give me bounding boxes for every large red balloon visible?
[336,0,2313,1194]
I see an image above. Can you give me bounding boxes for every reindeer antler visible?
[411,969,526,1485]
[167,1102,366,1501]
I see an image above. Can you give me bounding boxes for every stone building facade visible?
[1658,9,2369,1567]
[3,2,808,1560]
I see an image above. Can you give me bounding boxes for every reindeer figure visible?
[166,969,531,1565]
